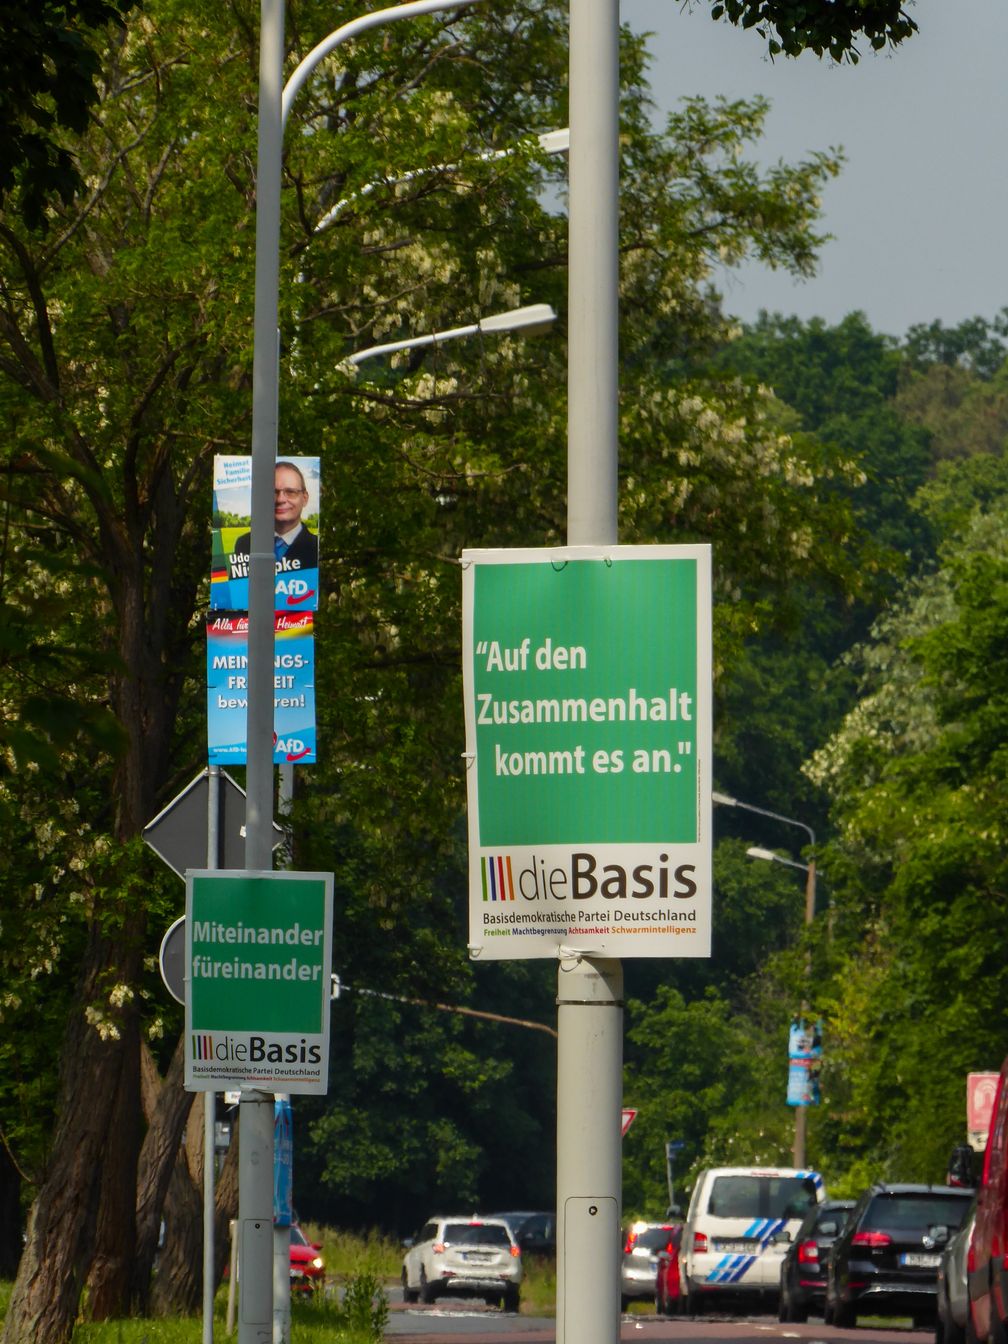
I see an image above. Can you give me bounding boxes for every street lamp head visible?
[537,128,570,155]
[711,790,737,807]
[478,303,557,336]
[746,846,778,863]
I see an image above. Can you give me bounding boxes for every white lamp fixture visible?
[346,302,557,367]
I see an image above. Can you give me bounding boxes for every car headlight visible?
[310,1257,324,1271]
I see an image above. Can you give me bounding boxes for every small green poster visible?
[184,870,333,1094]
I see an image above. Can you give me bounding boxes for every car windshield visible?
[444,1223,511,1247]
[707,1175,818,1221]
[290,1226,310,1247]
[812,1206,850,1236]
[862,1194,972,1232]
[633,1227,678,1252]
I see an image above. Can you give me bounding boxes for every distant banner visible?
[207,612,316,764]
[210,455,320,611]
[787,1018,823,1108]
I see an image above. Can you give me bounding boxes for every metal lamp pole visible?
[715,794,817,1167]
[242,4,485,1340]
[742,833,817,1167]
[556,0,622,1339]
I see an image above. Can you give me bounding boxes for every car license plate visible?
[716,1240,757,1253]
[900,1252,940,1268]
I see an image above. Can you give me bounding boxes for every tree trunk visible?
[150,1096,241,1315]
[0,1142,23,1278]
[84,1006,142,1319]
[1,927,138,1344]
[133,1037,195,1312]
[214,1112,240,1284]
[150,1127,204,1315]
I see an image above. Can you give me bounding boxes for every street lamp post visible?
[242,5,487,1342]
[714,793,817,1168]
[556,0,622,1336]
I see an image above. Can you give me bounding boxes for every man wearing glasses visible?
[234,461,319,572]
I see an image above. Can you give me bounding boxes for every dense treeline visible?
[0,0,989,1337]
[623,310,1008,1215]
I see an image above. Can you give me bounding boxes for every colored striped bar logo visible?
[481,854,515,901]
[192,1033,214,1060]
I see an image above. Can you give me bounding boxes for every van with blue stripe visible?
[682,1166,825,1313]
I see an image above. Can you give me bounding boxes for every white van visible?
[682,1165,825,1312]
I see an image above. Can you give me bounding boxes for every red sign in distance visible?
[621,1108,637,1137]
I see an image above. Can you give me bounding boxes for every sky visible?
[619,0,1008,339]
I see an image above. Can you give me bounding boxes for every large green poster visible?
[462,546,712,960]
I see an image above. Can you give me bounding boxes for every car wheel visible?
[965,1304,983,1344]
[502,1286,520,1313]
[419,1268,437,1304]
[791,1299,809,1324]
[834,1299,857,1328]
[401,1268,419,1305]
[778,1281,793,1322]
[943,1307,966,1344]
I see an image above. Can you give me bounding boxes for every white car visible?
[936,1195,976,1344]
[682,1165,825,1313]
[402,1215,522,1310]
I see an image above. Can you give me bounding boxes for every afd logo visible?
[480,851,697,902]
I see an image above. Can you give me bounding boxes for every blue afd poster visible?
[206,612,316,764]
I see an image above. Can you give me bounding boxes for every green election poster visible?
[462,546,712,961]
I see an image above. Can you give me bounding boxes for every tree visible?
[0,1,137,230]
[702,0,917,61]
[0,3,890,1339]
[805,492,1008,1184]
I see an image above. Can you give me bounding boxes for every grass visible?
[0,1229,565,1338]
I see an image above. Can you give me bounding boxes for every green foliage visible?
[623,978,799,1216]
[704,0,918,62]
[0,1,138,229]
[0,0,918,1313]
[805,489,1008,1185]
[334,1272,388,1341]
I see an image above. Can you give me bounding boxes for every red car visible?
[968,1054,1008,1343]
[289,1224,326,1295]
[654,1227,684,1316]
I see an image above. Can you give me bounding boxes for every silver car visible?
[936,1196,976,1344]
[621,1222,681,1309]
[402,1215,522,1311]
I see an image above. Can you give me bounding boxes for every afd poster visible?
[207,612,316,764]
[210,455,321,611]
[462,545,712,961]
[787,1018,823,1108]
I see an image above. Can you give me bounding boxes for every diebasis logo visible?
[481,854,516,901]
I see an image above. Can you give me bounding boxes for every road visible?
[385,1299,927,1344]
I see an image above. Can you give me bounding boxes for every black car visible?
[778,1199,855,1322]
[515,1211,556,1257]
[825,1183,974,1329]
